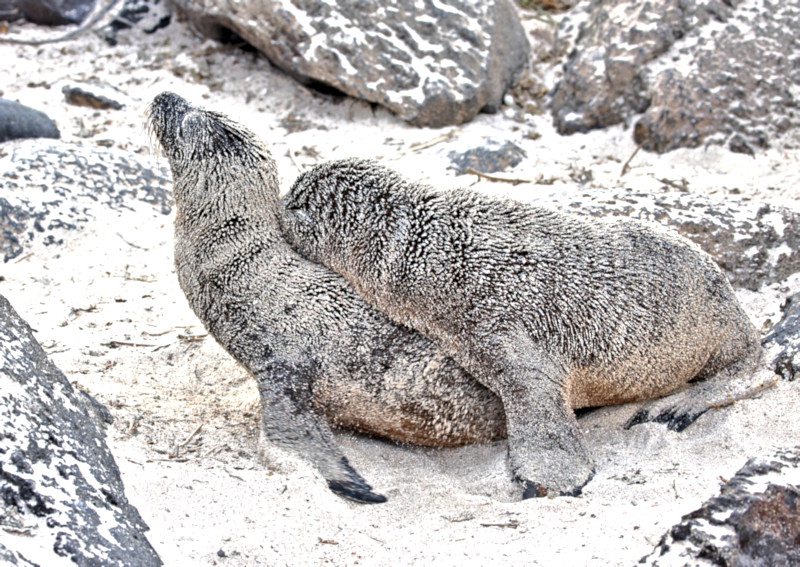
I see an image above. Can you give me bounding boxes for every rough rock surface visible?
[0,99,60,144]
[173,0,529,127]
[560,186,800,291]
[104,0,172,45]
[0,140,172,263]
[0,0,22,21]
[449,140,526,174]
[551,0,800,153]
[762,293,800,381]
[62,84,124,110]
[0,294,163,566]
[640,446,800,566]
[16,0,95,25]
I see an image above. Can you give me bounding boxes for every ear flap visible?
[178,112,205,142]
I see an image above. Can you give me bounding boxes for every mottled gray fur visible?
[147,94,505,503]
[282,158,762,497]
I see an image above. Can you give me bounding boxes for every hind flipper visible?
[254,360,386,503]
[625,334,764,432]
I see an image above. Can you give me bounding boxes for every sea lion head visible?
[147,91,266,180]
[282,158,391,267]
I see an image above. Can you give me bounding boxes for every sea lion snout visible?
[147,91,194,146]
[151,91,192,119]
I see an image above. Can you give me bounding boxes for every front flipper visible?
[481,351,595,498]
[504,385,596,498]
[254,360,386,503]
[327,458,387,503]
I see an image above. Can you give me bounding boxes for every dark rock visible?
[17,0,95,25]
[632,1,800,153]
[762,293,800,381]
[104,0,171,45]
[640,447,800,566]
[522,0,577,10]
[449,141,526,175]
[551,0,688,135]
[0,0,22,21]
[551,0,800,153]
[0,294,163,566]
[558,187,800,291]
[173,0,530,127]
[0,140,173,262]
[0,98,60,143]
[62,85,124,110]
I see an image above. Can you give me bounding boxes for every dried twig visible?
[117,232,148,250]
[172,423,204,458]
[224,466,245,482]
[619,144,642,178]
[178,333,208,343]
[465,167,532,185]
[141,328,174,337]
[657,177,689,191]
[202,444,227,458]
[404,130,457,153]
[480,520,520,529]
[70,304,98,318]
[442,513,475,523]
[707,377,779,409]
[102,340,166,348]
[285,148,302,173]
[379,130,458,159]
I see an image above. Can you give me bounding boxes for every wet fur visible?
[282,158,762,497]
[147,94,506,503]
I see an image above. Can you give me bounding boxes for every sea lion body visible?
[282,158,762,497]
[147,94,505,503]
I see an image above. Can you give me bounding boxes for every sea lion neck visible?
[172,159,284,246]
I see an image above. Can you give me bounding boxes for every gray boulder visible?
[0,294,162,566]
[0,99,59,144]
[640,447,800,566]
[449,140,526,175]
[0,0,22,21]
[557,187,800,291]
[16,0,95,25]
[551,0,800,153]
[762,293,800,382]
[173,0,530,127]
[104,0,172,45]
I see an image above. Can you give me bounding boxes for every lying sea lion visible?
[147,93,505,503]
[281,157,762,497]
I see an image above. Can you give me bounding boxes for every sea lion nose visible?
[152,92,192,117]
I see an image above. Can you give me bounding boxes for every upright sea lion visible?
[281,158,762,497]
[147,93,506,503]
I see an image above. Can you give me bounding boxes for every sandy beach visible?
[2,8,799,565]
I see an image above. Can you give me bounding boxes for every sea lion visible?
[147,93,506,503]
[281,158,762,497]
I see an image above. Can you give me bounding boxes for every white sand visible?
[2,11,799,566]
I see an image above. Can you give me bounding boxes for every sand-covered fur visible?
[282,158,762,497]
[147,94,505,503]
